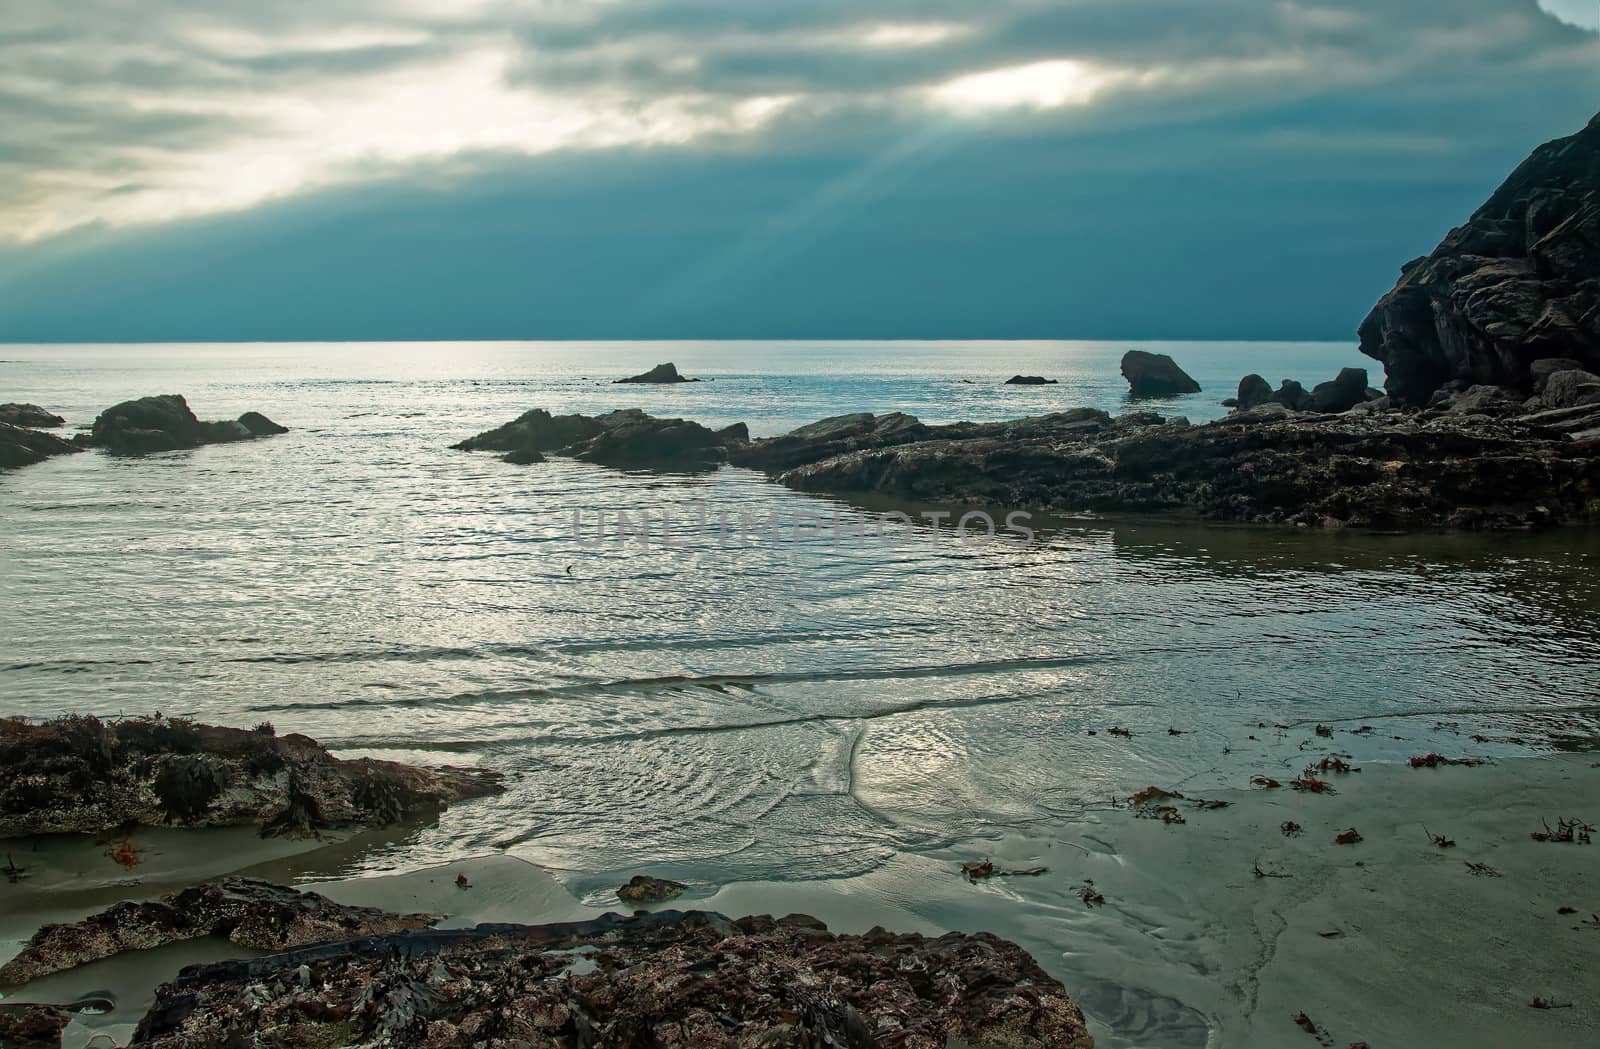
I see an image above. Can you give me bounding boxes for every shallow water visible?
[3,340,1599,891]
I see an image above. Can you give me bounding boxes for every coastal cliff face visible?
[1359,114,1600,404]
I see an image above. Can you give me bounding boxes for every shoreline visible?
[5,749,1595,1048]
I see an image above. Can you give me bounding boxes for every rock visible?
[714,421,749,445]
[1005,375,1058,385]
[729,412,931,472]
[1220,398,1239,407]
[0,716,503,839]
[1271,380,1312,411]
[1236,374,1273,410]
[0,422,80,471]
[237,411,288,436]
[500,448,547,465]
[88,395,285,455]
[617,875,687,904]
[614,362,700,384]
[1359,113,1600,403]
[772,406,1600,530]
[1444,385,1520,416]
[0,1003,71,1048]
[569,411,729,470]
[0,878,437,986]
[1120,350,1201,397]
[1306,367,1371,413]
[0,403,64,428]
[451,408,605,457]
[1530,357,1586,392]
[1541,369,1600,409]
[130,909,1094,1049]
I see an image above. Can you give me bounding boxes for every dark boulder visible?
[1270,380,1312,411]
[1307,367,1371,413]
[0,715,502,839]
[130,909,1093,1049]
[0,422,80,471]
[1531,357,1585,393]
[0,878,437,986]
[1541,369,1600,409]
[715,421,750,444]
[500,448,546,465]
[1359,114,1600,403]
[568,410,730,470]
[451,408,604,456]
[1120,350,1201,397]
[617,875,688,903]
[729,412,931,473]
[88,395,286,455]
[614,362,700,384]
[237,411,288,436]
[0,403,64,428]
[1005,375,1058,385]
[1236,374,1273,410]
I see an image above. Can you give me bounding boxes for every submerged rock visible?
[1359,113,1600,403]
[130,909,1093,1049]
[0,878,437,986]
[1006,375,1058,385]
[617,875,687,904]
[88,395,287,455]
[1120,350,1201,397]
[0,716,503,839]
[614,362,700,384]
[0,403,65,428]
[0,422,80,471]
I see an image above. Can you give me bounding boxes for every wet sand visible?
[2,755,1596,1048]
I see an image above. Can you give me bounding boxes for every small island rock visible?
[0,403,64,428]
[1120,350,1201,397]
[614,362,700,384]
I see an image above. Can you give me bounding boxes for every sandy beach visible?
[5,744,1595,1049]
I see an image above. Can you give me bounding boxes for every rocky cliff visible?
[1359,114,1600,404]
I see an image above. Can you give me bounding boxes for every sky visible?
[0,0,1595,343]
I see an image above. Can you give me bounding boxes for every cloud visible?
[0,0,1594,243]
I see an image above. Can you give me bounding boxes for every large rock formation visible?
[728,412,930,472]
[89,395,287,455]
[614,362,700,384]
[1120,351,1201,397]
[0,878,437,986]
[0,422,79,471]
[752,406,1600,530]
[0,403,64,428]
[454,408,741,470]
[0,716,502,839]
[1360,113,1600,403]
[130,909,1093,1049]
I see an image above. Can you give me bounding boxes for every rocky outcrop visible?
[130,909,1093,1049]
[615,362,700,384]
[1120,351,1200,397]
[0,403,64,428]
[0,716,502,839]
[88,395,286,455]
[727,412,931,472]
[1359,114,1600,403]
[0,421,80,471]
[0,1003,71,1048]
[1307,367,1371,413]
[454,409,743,470]
[0,878,436,986]
[767,406,1600,529]
[1006,375,1058,385]
[617,875,687,903]
[1236,374,1273,410]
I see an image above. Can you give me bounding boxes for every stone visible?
[1270,380,1312,411]
[568,410,730,470]
[729,412,931,473]
[714,422,749,445]
[0,403,64,428]
[0,878,437,986]
[1360,113,1600,402]
[1005,375,1058,385]
[88,395,286,456]
[0,716,503,839]
[617,875,687,903]
[1540,369,1600,409]
[1120,350,1201,397]
[130,909,1094,1049]
[0,1003,71,1048]
[1444,385,1519,416]
[451,408,605,457]
[1307,368,1371,414]
[500,448,546,465]
[1236,374,1273,410]
[614,362,700,384]
[1530,358,1586,392]
[0,422,80,471]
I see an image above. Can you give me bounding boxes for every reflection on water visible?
[1,341,1598,889]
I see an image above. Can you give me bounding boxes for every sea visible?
[3,340,1599,1040]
